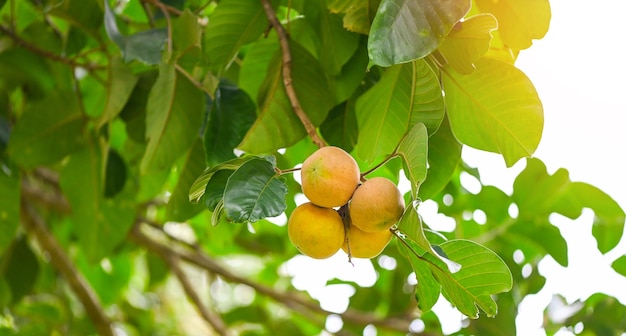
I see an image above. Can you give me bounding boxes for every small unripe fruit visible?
[342,224,393,259]
[301,146,360,208]
[288,202,345,259]
[349,177,405,233]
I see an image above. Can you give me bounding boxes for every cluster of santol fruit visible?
[288,146,405,260]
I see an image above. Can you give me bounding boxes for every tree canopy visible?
[1,0,625,335]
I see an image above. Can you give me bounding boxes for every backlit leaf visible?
[476,0,551,50]
[443,58,543,167]
[396,123,428,198]
[141,62,205,172]
[368,0,470,66]
[223,158,287,223]
[438,14,498,74]
[434,239,512,318]
[355,60,443,163]
[328,0,380,34]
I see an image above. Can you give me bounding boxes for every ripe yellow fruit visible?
[342,224,393,259]
[287,202,345,259]
[349,177,405,233]
[300,146,360,208]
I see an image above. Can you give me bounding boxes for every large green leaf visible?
[223,158,287,223]
[442,58,543,167]
[97,57,138,127]
[327,0,380,34]
[319,101,359,153]
[203,0,269,72]
[60,143,135,262]
[476,0,551,50]
[418,117,462,200]
[141,62,205,172]
[304,0,360,75]
[398,243,441,313]
[0,165,19,255]
[368,0,470,66]
[396,122,428,198]
[204,82,256,166]
[237,41,334,154]
[433,239,512,318]
[7,91,84,168]
[355,59,443,163]
[165,139,206,222]
[188,156,258,203]
[103,0,166,65]
[172,9,202,58]
[438,14,498,74]
[238,35,280,101]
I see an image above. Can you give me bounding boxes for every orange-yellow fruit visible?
[349,177,405,233]
[287,202,345,259]
[301,146,360,208]
[342,224,393,259]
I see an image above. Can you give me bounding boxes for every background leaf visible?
[166,139,206,221]
[368,0,470,66]
[0,165,19,254]
[327,0,380,34]
[223,158,287,223]
[443,58,543,167]
[141,62,205,172]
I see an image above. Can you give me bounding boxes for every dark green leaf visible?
[0,165,19,254]
[319,102,358,153]
[223,158,287,223]
[166,139,206,221]
[1,237,39,304]
[203,0,269,72]
[97,57,138,127]
[60,143,135,262]
[443,58,543,167]
[104,148,127,198]
[418,117,462,200]
[189,156,257,203]
[204,81,256,166]
[119,71,158,144]
[434,239,513,318]
[396,122,428,198]
[203,169,233,212]
[368,0,470,66]
[330,36,369,103]
[141,62,205,172]
[7,91,84,168]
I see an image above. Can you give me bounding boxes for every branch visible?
[260,0,327,149]
[0,25,104,71]
[20,202,115,336]
[165,253,232,335]
[130,223,414,332]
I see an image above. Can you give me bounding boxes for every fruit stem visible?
[260,0,327,149]
[275,166,301,175]
[360,153,399,179]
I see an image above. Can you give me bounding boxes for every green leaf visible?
[612,255,626,277]
[398,243,441,313]
[7,91,84,168]
[223,158,287,223]
[355,59,443,163]
[203,0,269,72]
[204,81,256,166]
[77,252,133,305]
[97,57,139,127]
[418,117,462,200]
[104,0,167,64]
[396,123,428,198]
[189,156,257,203]
[141,62,205,172]
[104,148,126,198]
[319,101,358,153]
[238,35,280,101]
[1,237,39,304]
[0,165,19,255]
[330,36,369,103]
[166,139,206,221]
[203,169,233,212]
[368,0,470,66]
[328,0,380,34]
[305,0,360,75]
[60,143,135,262]
[238,41,334,154]
[442,58,543,167]
[433,239,513,318]
[438,14,498,74]
[476,0,551,50]
[172,9,202,57]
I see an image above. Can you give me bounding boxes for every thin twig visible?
[165,253,231,336]
[142,0,184,16]
[20,203,115,336]
[0,25,104,70]
[260,0,327,149]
